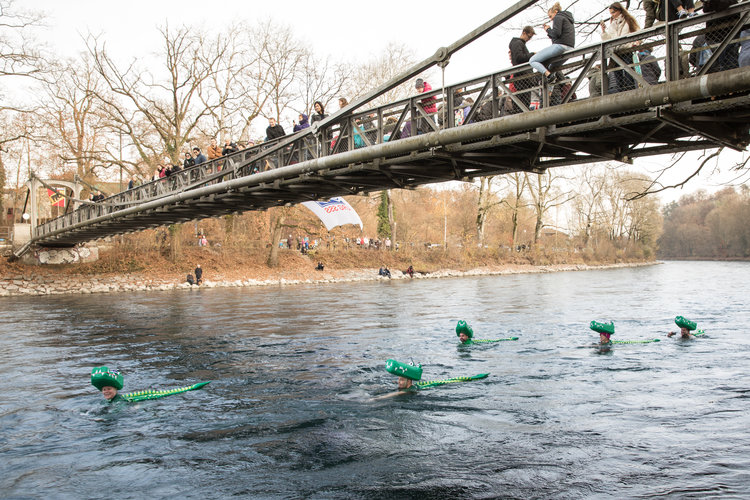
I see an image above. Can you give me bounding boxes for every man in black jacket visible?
[508,26,536,111]
[509,26,535,66]
[265,118,286,141]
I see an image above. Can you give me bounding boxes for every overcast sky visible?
[25,0,554,85]
[21,0,749,202]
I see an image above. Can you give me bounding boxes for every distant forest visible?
[658,186,750,259]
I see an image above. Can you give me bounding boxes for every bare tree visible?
[37,57,109,180]
[86,24,226,170]
[349,42,418,105]
[195,24,267,145]
[0,0,44,110]
[526,169,574,243]
[254,20,307,125]
[499,172,529,248]
[616,170,663,246]
[476,175,505,246]
[571,164,609,245]
[298,51,353,118]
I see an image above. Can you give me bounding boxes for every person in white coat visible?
[600,2,641,93]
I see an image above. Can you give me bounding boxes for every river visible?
[1,261,749,499]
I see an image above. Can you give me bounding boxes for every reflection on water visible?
[1,261,749,498]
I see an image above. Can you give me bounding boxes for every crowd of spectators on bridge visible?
[100,0,749,204]
[501,0,750,111]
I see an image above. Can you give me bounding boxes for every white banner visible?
[301,197,363,231]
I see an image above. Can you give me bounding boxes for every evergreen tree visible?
[376,191,391,238]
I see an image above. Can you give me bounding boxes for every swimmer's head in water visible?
[100,386,118,400]
[456,320,474,341]
[590,320,615,337]
[91,366,124,391]
[675,316,697,331]
[397,376,413,390]
[385,359,422,381]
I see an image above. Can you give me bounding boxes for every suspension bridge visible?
[12,0,750,258]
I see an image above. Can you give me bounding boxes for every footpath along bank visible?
[0,262,657,297]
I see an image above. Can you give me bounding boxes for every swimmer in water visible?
[91,366,125,403]
[397,376,414,390]
[371,359,422,400]
[100,385,125,402]
[668,315,698,339]
[456,320,473,344]
[589,320,614,347]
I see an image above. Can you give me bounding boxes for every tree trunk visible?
[0,151,5,218]
[476,176,492,245]
[267,212,284,267]
[387,189,396,248]
[224,214,235,246]
[169,224,182,261]
[534,213,543,243]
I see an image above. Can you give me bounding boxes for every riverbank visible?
[0,261,659,297]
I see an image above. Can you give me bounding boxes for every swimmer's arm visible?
[370,389,414,401]
[370,391,405,401]
[667,331,676,337]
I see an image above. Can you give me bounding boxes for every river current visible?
[1,261,749,499]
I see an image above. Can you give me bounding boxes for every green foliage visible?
[376,191,391,238]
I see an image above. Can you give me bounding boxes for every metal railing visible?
[35,3,750,240]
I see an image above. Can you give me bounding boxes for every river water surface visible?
[1,261,749,499]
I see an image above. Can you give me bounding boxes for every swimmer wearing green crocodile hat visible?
[456,320,474,344]
[590,320,615,345]
[668,316,697,339]
[91,366,125,402]
[91,366,210,403]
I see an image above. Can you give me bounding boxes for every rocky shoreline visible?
[0,262,658,297]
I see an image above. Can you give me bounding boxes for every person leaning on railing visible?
[528,2,575,109]
[600,2,641,94]
[508,25,536,111]
[414,78,438,133]
[310,101,327,125]
[183,151,195,169]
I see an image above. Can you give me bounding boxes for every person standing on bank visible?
[195,264,203,285]
[529,2,575,87]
